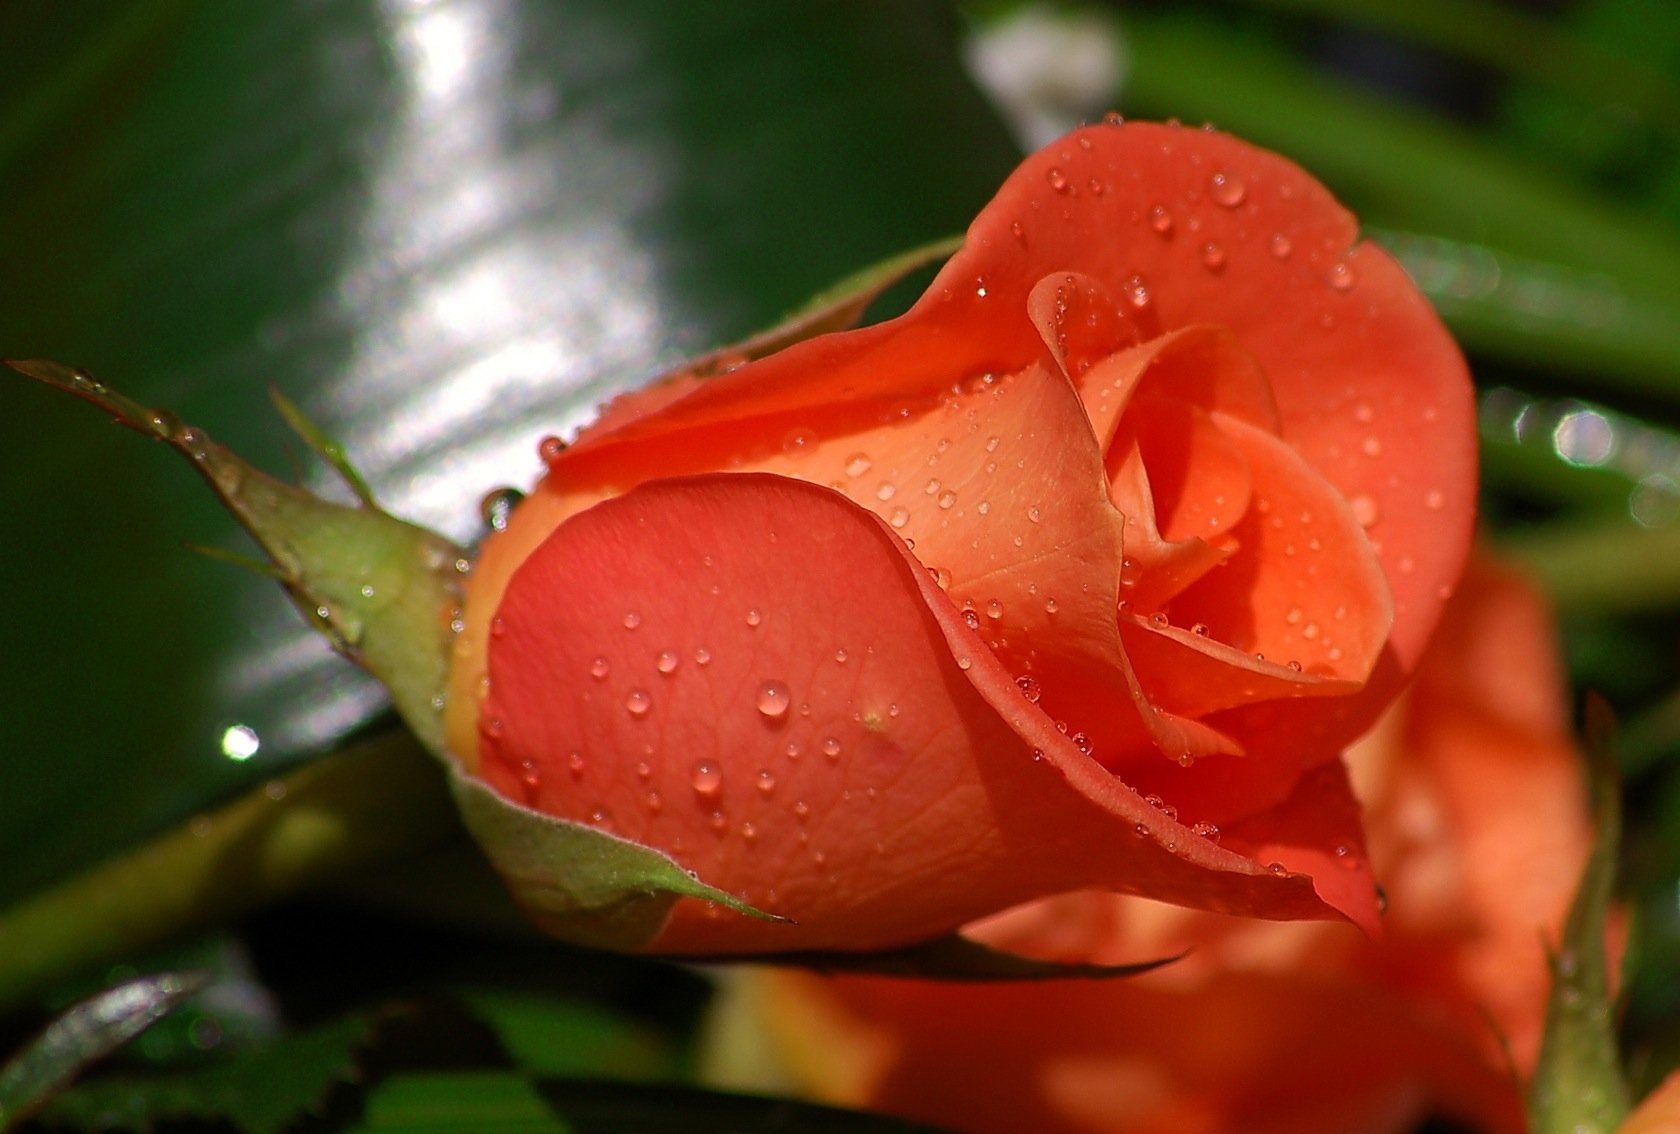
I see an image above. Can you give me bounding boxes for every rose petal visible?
[1166,412,1393,686]
[481,474,1344,952]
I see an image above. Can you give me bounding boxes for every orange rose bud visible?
[445,121,1475,953]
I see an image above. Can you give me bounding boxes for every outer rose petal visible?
[480,474,1346,952]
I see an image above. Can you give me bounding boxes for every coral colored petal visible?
[1217,760,1381,934]
[1131,398,1253,544]
[1119,613,1359,721]
[1168,414,1393,685]
[1078,325,1281,449]
[1026,271,1147,379]
[481,474,1344,952]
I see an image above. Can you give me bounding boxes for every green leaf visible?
[527,1079,956,1133]
[454,989,676,1081]
[40,1012,374,1134]
[702,934,1185,983]
[0,971,206,1131]
[6,359,463,757]
[353,1071,958,1132]
[1529,695,1631,1134]
[450,772,786,952]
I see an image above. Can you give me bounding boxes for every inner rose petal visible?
[1166,414,1393,684]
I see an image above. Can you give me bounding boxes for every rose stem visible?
[0,727,459,1014]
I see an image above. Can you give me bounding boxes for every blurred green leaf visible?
[0,0,1020,910]
[456,990,676,1082]
[41,1012,373,1134]
[0,972,205,1131]
[350,1073,957,1133]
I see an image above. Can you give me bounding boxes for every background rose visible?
[714,557,1591,1134]
[443,120,1475,952]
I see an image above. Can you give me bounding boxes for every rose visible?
[444,119,1475,953]
[714,559,1594,1134]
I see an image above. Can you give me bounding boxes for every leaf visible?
[528,1079,957,1133]
[0,971,206,1132]
[699,935,1185,983]
[5,359,463,757]
[450,771,787,952]
[1528,694,1631,1134]
[453,989,677,1081]
[40,1012,375,1134]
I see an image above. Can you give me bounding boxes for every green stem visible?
[0,729,460,1015]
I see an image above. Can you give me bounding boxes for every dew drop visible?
[645,789,663,813]
[538,435,567,462]
[479,487,524,532]
[1121,273,1151,309]
[845,453,873,477]
[962,608,982,632]
[986,599,1004,619]
[876,481,897,501]
[1267,862,1288,875]
[1353,401,1375,425]
[745,608,763,627]
[1149,204,1173,235]
[622,611,642,631]
[1328,262,1356,291]
[1149,611,1168,628]
[655,649,679,674]
[957,655,972,670]
[1350,495,1380,527]
[781,428,817,457]
[1191,623,1209,637]
[889,507,910,529]
[1027,505,1042,523]
[1285,606,1303,625]
[1425,489,1445,511]
[821,736,842,759]
[694,646,712,666]
[924,477,942,496]
[1361,436,1383,458]
[1072,731,1093,756]
[626,689,652,717]
[1190,821,1221,843]
[691,760,723,796]
[1200,242,1226,271]
[985,435,1002,453]
[834,647,848,664]
[793,799,810,819]
[1209,170,1246,207]
[756,680,791,719]
[566,750,586,776]
[1268,232,1292,259]
[937,490,957,509]
[756,769,776,794]
[1015,674,1041,704]
[1046,166,1069,192]
[1045,597,1059,614]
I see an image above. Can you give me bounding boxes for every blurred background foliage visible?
[0,0,1677,1129]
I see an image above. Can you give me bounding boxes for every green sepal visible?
[4,359,462,757]
[0,972,207,1132]
[647,235,961,380]
[449,771,788,952]
[1528,694,1630,1134]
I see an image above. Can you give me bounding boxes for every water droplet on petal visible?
[781,427,817,457]
[756,769,776,794]
[626,689,652,717]
[876,481,897,501]
[655,650,679,674]
[821,736,842,759]
[1268,232,1292,259]
[745,608,763,628]
[1015,674,1041,704]
[1328,262,1356,291]
[694,647,712,666]
[889,507,910,529]
[1361,436,1383,458]
[622,611,642,631]
[845,453,873,477]
[1350,495,1380,527]
[1149,204,1173,235]
[1209,171,1246,207]
[1200,242,1225,271]
[1425,489,1445,511]
[1046,166,1069,192]
[756,680,791,719]
[691,760,722,796]
[986,599,1004,619]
